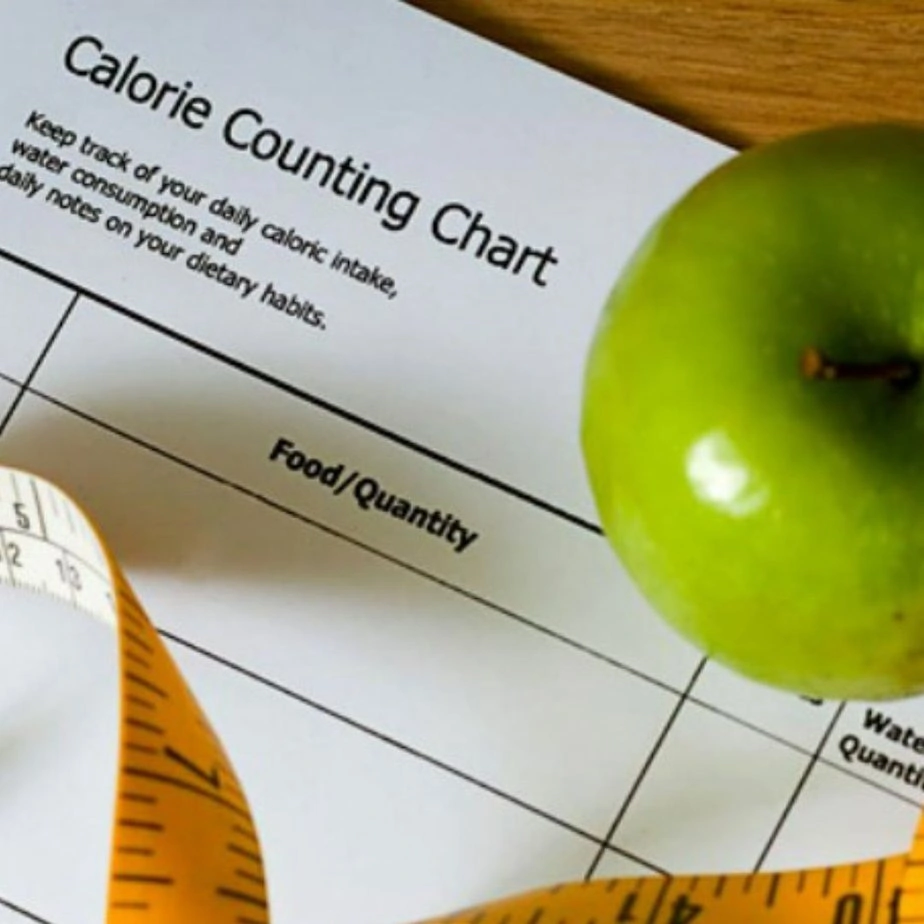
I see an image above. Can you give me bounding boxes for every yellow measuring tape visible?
[3,464,923,924]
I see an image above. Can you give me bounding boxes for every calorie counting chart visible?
[0,2,922,923]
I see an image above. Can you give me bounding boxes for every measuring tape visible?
[2,464,923,923]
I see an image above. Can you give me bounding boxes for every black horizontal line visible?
[235,868,265,886]
[116,592,153,626]
[109,901,150,911]
[112,873,174,886]
[125,718,165,735]
[124,672,168,699]
[117,818,163,832]
[123,651,151,670]
[122,628,154,655]
[117,595,147,623]
[121,610,147,631]
[0,243,602,535]
[232,823,258,843]
[228,842,262,865]
[125,743,159,755]
[216,886,267,909]
[116,846,156,856]
[0,895,55,924]
[126,693,158,711]
[120,791,158,804]
[123,765,250,820]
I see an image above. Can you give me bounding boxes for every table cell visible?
[169,638,606,924]
[760,761,917,870]
[691,658,839,753]
[822,698,924,803]
[0,259,73,380]
[610,702,810,873]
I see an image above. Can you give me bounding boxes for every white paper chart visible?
[0,3,921,923]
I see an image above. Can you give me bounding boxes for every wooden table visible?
[405,0,924,149]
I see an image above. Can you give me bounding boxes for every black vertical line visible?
[752,701,846,872]
[584,658,707,880]
[29,477,48,539]
[765,872,781,908]
[62,548,78,606]
[63,498,75,533]
[0,291,79,440]
[644,877,673,924]
[45,482,59,517]
[868,859,885,924]
[0,528,18,586]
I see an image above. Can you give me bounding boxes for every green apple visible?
[581,123,924,701]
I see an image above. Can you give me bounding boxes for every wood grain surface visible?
[404,0,924,149]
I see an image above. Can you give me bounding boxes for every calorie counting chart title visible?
[60,34,561,288]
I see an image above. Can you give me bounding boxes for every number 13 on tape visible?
[1,464,921,923]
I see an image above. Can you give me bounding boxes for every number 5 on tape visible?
[1,465,922,923]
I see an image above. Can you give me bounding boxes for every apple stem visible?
[801,347,920,388]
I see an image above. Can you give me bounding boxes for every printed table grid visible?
[0,247,918,923]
